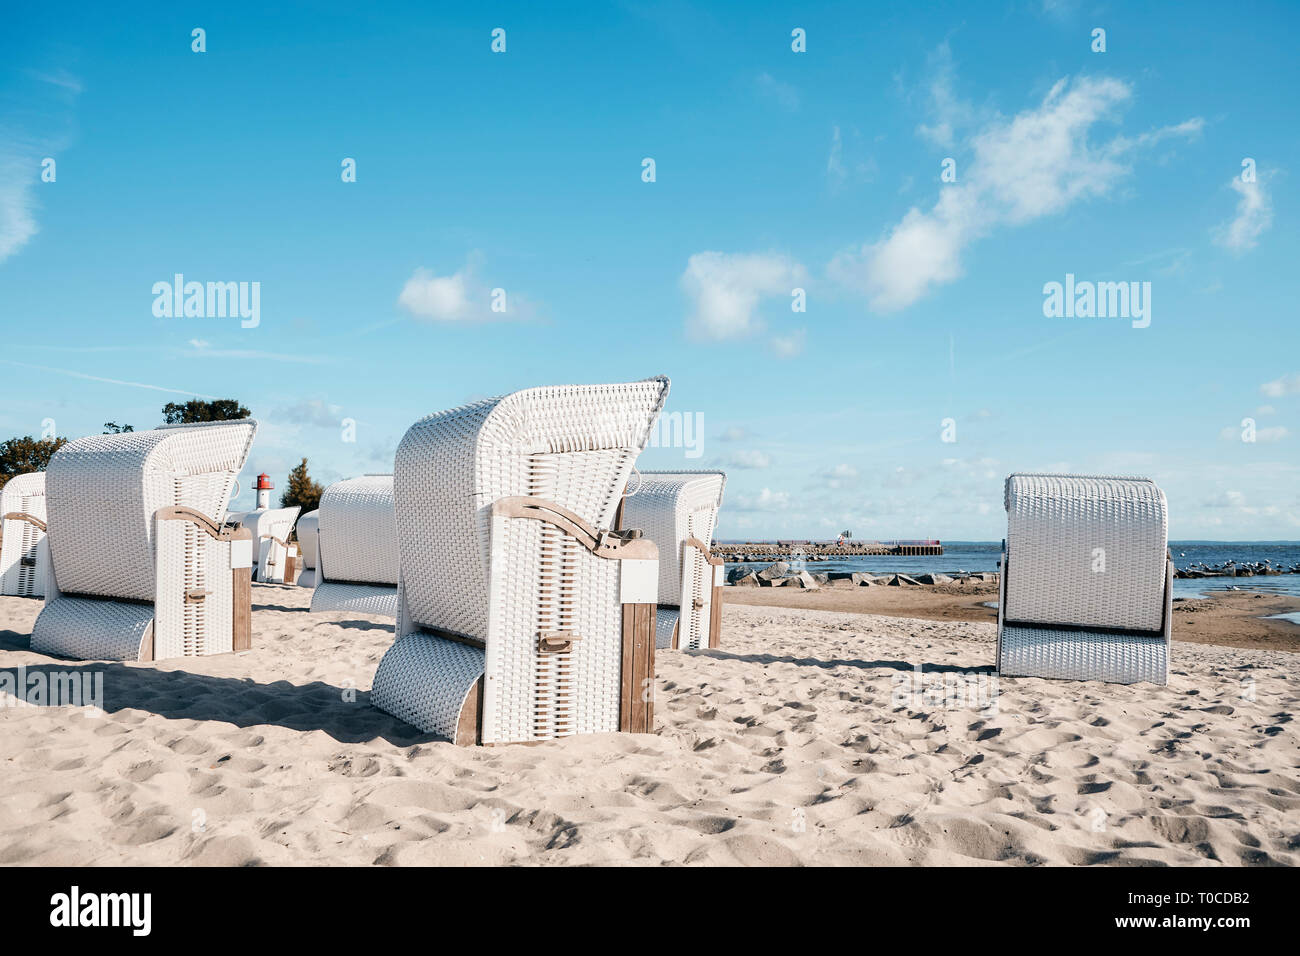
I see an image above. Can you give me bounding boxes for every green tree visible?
[161,399,251,425]
[103,422,134,433]
[0,436,68,490]
[281,458,324,515]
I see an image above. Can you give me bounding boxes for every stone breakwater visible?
[1175,561,1300,579]
[726,560,998,590]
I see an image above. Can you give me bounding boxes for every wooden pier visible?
[711,540,943,560]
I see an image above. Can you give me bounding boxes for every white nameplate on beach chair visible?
[619,558,658,605]
[229,538,253,569]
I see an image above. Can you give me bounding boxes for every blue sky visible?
[2,0,1296,540]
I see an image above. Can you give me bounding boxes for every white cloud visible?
[827,126,845,187]
[397,260,528,322]
[680,251,806,341]
[829,75,1202,311]
[1215,174,1272,252]
[914,43,975,149]
[730,488,791,512]
[1219,424,1289,442]
[1261,373,1300,398]
[725,449,771,469]
[719,426,748,442]
[823,463,860,489]
[769,328,806,358]
[188,339,211,349]
[278,399,343,428]
[1204,490,1245,509]
[1,69,83,265]
[0,158,38,263]
[825,126,876,192]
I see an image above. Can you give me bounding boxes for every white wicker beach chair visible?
[228,506,301,584]
[296,509,319,588]
[1,472,50,598]
[371,377,669,745]
[996,473,1173,685]
[621,470,727,650]
[310,475,399,618]
[30,420,258,662]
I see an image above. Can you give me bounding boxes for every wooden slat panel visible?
[231,566,252,651]
[644,603,655,729]
[632,603,648,733]
[619,603,635,731]
[708,586,723,648]
[455,677,484,746]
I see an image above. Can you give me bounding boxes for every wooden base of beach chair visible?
[456,676,485,746]
[709,580,723,649]
[232,559,252,651]
[619,602,656,733]
[440,601,656,745]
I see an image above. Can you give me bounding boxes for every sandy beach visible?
[1,582,1296,866]
[723,578,1300,652]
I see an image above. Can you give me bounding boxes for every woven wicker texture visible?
[317,475,398,586]
[393,379,669,641]
[655,607,679,650]
[1004,473,1167,632]
[622,470,725,650]
[999,624,1168,685]
[1,472,48,597]
[43,421,257,601]
[29,596,155,661]
[375,377,670,742]
[370,632,486,740]
[296,509,319,570]
[32,420,257,662]
[311,581,399,617]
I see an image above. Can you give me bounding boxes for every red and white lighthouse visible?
[255,473,273,510]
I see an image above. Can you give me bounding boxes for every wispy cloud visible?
[730,487,792,512]
[680,251,806,343]
[28,69,83,95]
[755,72,799,110]
[0,360,220,399]
[1219,423,1288,442]
[1,68,82,264]
[1261,373,1300,398]
[723,449,771,469]
[0,155,40,263]
[1214,172,1273,252]
[769,328,806,359]
[276,399,344,427]
[829,74,1203,311]
[397,257,533,322]
[180,346,330,364]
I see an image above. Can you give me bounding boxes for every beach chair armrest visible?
[491,495,659,562]
[2,511,47,533]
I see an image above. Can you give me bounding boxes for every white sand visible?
[1,586,1295,866]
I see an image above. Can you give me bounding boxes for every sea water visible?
[720,541,1300,599]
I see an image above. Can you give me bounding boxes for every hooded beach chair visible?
[30,420,258,662]
[229,506,301,584]
[1,472,50,598]
[296,509,319,588]
[370,377,669,745]
[996,473,1173,685]
[310,475,399,618]
[620,470,727,650]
